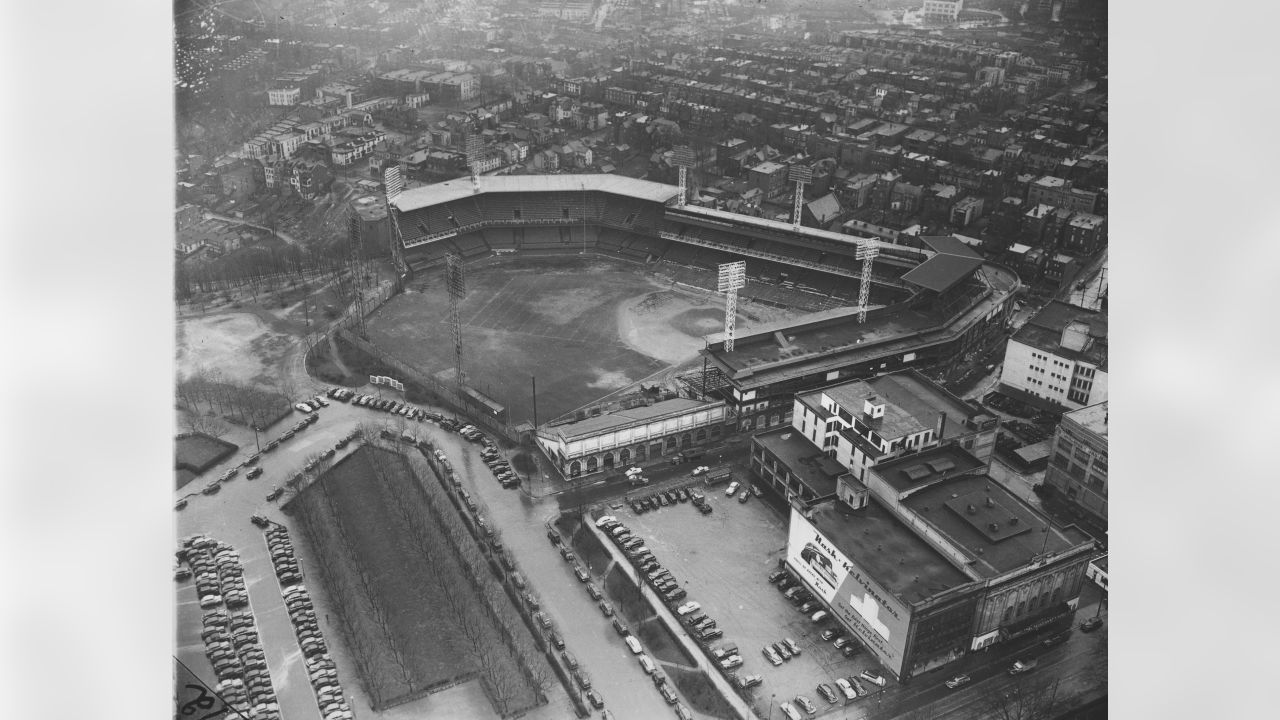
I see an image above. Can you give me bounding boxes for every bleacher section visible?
[398,186,919,310]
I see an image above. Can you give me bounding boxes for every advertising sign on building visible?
[787,508,913,674]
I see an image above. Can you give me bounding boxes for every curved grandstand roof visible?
[392,174,682,212]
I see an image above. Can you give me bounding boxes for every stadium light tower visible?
[718,261,746,353]
[855,240,879,324]
[673,145,696,207]
[383,165,408,274]
[466,134,484,194]
[445,252,467,391]
[788,164,813,231]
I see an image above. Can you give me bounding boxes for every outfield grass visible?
[366,255,671,426]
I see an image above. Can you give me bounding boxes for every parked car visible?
[586,690,604,709]
[779,702,802,720]
[784,637,801,656]
[944,673,971,689]
[549,632,564,649]
[265,487,283,501]
[794,695,817,715]
[1080,616,1104,632]
[294,402,313,413]
[738,490,750,503]
[762,646,782,666]
[737,674,763,689]
[859,670,887,687]
[245,467,263,479]
[835,678,857,701]
[658,684,678,705]
[676,601,700,615]
[811,610,829,623]
[820,628,841,641]
[719,655,743,670]
[574,566,590,582]
[768,569,787,584]
[725,481,740,497]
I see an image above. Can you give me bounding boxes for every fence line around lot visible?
[335,327,524,444]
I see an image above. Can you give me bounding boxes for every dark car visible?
[1080,616,1104,632]
[266,487,283,501]
[586,690,604,709]
[768,569,787,584]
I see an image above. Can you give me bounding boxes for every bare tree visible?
[979,675,1064,720]
[183,412,229,438]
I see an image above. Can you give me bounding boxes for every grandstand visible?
[387,174,1021,434]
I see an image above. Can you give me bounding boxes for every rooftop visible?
[541,398,721,443]
[871,444,988,496]
[392,174,681,211]
[754,427,845,499]
[1012,300,1107,367]
[1063,402,1108,437]
[811,370,985,444]
[807,500,970,606]
[903,474,1093,578]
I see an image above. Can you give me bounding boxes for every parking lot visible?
[610,483,893,717]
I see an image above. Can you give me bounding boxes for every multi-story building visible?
[776,427,1095,682]
[749,161,789,199]
[950,196,984,228]
[1062,212,1107,256]
[268,86,301,106]
[1027,175,1099,214]
[1043,402,1108,527]
[921,0,964,23]
[752,369,999,505]
[998,301,1107,411]
[536,398,729,479]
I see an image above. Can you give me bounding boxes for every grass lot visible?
[367,256,685,425]
[174,432,237,477]
[290,445,546,714]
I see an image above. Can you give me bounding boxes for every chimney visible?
[936,410,947,440]
[864,396,886,420]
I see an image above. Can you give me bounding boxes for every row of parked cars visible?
[629,485,711,515]
[479,443,518,489]
[262,523,353,720]
[179,534,281,720]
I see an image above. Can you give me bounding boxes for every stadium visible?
[373,174,1020,479]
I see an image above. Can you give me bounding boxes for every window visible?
[513,209,521,219]
[562,207,570,219]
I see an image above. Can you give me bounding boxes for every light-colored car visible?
[794,695,817,715]
[676,601,701,615]
[725,480,741,497]
[779,701,802,720]
[859,670,887,687]
[294,402,313,413]
[835,678,857,701]
[625,636,643,654]
[945,673,971,689]
[811,610,829,623]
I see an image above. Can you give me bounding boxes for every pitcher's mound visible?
[669,308,731,337]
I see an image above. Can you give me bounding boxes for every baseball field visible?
[364,254,800,426]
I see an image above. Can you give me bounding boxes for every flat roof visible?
[541,398,720,442]
[1063,402,1108,437]
[817,371,984,441]
[1012,300,1107,367]
[392,174,681,211]
[871,444,987,496]
[904,474,1092,578]
[807,500,970,605]
[754,427,844,499]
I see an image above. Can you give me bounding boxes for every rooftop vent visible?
[966,503,977,515]
[988,522,1000,532]
[1010,517,1019,525]
[864,396,886,419]
[985,496,995,508]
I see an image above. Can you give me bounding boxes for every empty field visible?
[290,445,547,714]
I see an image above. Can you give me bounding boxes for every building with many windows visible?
[779,434,1095,682]
[998,301,1107,411]
[921,0,964,23]
[536,398,727,479]
[1043,402,1108,527]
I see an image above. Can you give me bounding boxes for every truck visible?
[704,466,732,486]
[1008,658,1038,675]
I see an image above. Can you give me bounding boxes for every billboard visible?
[787,508,913,674]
